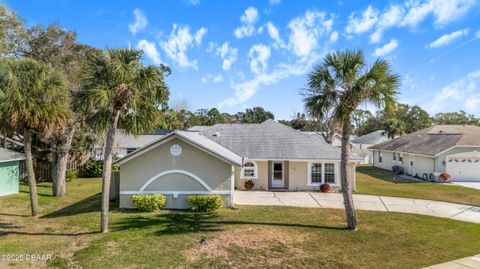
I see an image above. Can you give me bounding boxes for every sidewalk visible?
[233,191,480,223]
[423,254,480,268]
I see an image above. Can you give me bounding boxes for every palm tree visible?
[304,50,399,230]
[0,58,70,216]
[383,118,405,138]
[74,48,170,233]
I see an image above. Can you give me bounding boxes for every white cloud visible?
[188,0,200,5]
[160,24,207,69]
[427,70,480,113]
[266,22,286,48]
[370,5,404,43]
[194,27,208,45]
[234,7,259,39]
[345,5,378,35]
[216,42,238,70]
[219,53,323,107]
[429,28,469,48]
[330,31,339,42]
[402,0,475,27]
[249,44,271,74]
[269,0,281,5]
[201,73,223,84]
[137,39,161,65]
[374,39,399,56]
[128,8,148,35]
[287,11,334,58]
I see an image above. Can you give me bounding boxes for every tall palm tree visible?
[0,58,70,216]
[74,48,170,233]
[304,50,399,230]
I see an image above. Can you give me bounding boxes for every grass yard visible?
[356,166,480,206]
[1,179,480,269]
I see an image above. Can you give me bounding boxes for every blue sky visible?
[5,0,480,119]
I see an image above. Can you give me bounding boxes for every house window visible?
[324,163,335,183]
[393,153,397,161]
[241,161,257,178]
[379,152,383,163]
[399,153,403,162]
[311,163,322,183]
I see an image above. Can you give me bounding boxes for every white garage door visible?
[447,159,480,181]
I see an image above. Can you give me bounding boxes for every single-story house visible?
[370,125,480,181]
[351,130,391,164]
[93,129,172,160]
[114,120,359,209]
[0,147,25,197]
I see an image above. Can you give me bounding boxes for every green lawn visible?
[1,179,480,268]
[356,166,480,206]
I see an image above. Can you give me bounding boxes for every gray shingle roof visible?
[0,147,25,163]
[199,119,354,160]
[369,125,480,156]
[351,130,390,145]
[111,130,171,149]
[113,131,242,166]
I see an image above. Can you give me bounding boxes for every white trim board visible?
[120,190,231,199]
[139,169,212,192]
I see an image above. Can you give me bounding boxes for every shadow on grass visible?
[112,212,347,236]
[0,212,31,217]
[357,166,422,184]
[0,230,100,237]
[19,189,53,197]
[41,193,102,218]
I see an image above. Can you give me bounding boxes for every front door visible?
[271,162,284,188]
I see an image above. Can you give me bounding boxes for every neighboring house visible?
[114,120,360,209]
[370,125,480,182]
[93,130,172,160]
[0,148,25,197]
[302,131,355,148]
[351,130,391,164]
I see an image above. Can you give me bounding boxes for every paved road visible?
[233,191,480,223]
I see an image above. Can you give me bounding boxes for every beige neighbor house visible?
[370,125,480,182]
[114,120,360,209]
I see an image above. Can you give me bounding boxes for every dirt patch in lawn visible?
[185,227,307,263]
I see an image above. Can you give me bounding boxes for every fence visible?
[19,160,84,182]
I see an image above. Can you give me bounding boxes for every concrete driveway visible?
[233,191,480,224]
[449,181,480,190]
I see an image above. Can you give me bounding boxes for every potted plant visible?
[439,172,451,182]
[244,179,254,190]
[320,183,331,193]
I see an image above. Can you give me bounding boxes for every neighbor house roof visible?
[104,130,173,149]
[113,131,242,166]
[0,147,25,163]
[198,119,358,160]
[351,130,390,145]
[302,131,355,145]
[369,125,480,156]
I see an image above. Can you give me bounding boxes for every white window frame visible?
[379,152,383,163]
[241,161,258,179]
[307,161,339,186]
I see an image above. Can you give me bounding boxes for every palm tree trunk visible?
[53,123,76,197]
[24,128,39,216]
[340,120,357,230]
[101,109,121,233]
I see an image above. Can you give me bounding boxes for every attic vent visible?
[213,132,220,137]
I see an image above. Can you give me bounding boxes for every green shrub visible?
[82,160,103,177]
[65,170,78,182]
[187,194,223,212]
[132,194,166,212]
